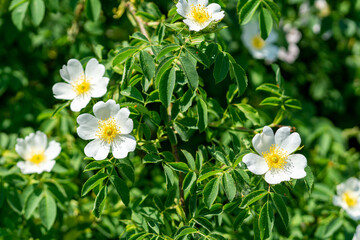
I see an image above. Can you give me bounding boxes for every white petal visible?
[66,59,84,82]
[17,161,39,174]
[279,132,301,154]
[90,77,109,98]
[348,209,360,221]
[263,45,279,62]
[211,11,225,21]
[60,65,71,83]
[287,154,307,179]
[85,58,105,81]
[84,139,110,160]
[176,0,189,17]
[198,0,208,6]
[346,178,360,192]
[336,182,346,195]
[77,113,99,140]
[44,141,61,160]
[207,3,221,14]
[93,99,120,120]
[52,83,76,100]
[275,127,291,145]
[15,138,27,159]
[116,109,133,135]
[112,135,136,159]
[264,169,291,184]
[252,126,275,156]
[242,153,269,175]
[332,196,342,207]
[70,95,91,112]
[266,31,278,43]
[26,131,47,152]
[38,160,56,173]
[183,19,205,32]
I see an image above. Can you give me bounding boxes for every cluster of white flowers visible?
[278,24,302,64]
[16,58,136,174]
[242,126,307,184]
[333,178,360,221]
[176,0,225,32]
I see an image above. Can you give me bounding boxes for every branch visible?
[126,1,150,41]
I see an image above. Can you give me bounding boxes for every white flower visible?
[15,131,61,174]
[242,126,307,184]
[77,100,136,160]
[52,58,109,112]
[315,0,330,17]
[278,25,302,64]
[241,21,279,62]
[333,178,360,221]
[176,0,225,32]
[353,225,360,240]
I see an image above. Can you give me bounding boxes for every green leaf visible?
[183,171,197,190]
[259,202,274,240]
[112,47,139,67]
[239,0,261,25]
[168,162,189,173]
[166,126,177,144]
[85,0,101,21]
[131,32,149,42]
[155,56,175,88]
[203,177,220,209]
[140,50,155,81]
[185,46,210,68]
[304,166,314,192]
[223,172,236,202]
[194,217,213,231]
[179,89,196,112]
[240,190,268,209]
[271,193,289,228]
[121,86,144,103]
[39,193,57,230]
[6,187,22,214]
[9,0,28,10]
[229,62,248,96]
[256,83,282,96]
[205,43,219,65]
[81,172,108,197]
[84,160,112,172]
[234,209,250,230]
[198,169,223,182]
[260,97,282,106]
[51,101,70,118]
[109,174,129,206]
[159,67,176,107]
[11,1,29,30]
[235,103,260,125]
[156,44,180,61]
[197,98,208,132]
[263,0,281,24]
[93,186,107,218]
[284,99,302,110]
[180,55,199,89]
[175,227,197,240]
[143,154,163,163]
[25,188,43,219]
[259,7,273,40]
[181,150,195,171]
[213,52,229,84]
[29,0,45,26]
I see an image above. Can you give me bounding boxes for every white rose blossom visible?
[15,131,61,174]
[353,225,360,240]
[77,99,136,160]
[333,177,360,221]
[52,58,109,112]
[241,21,279,62]
[176,0,225,32]
[242,126,307,185]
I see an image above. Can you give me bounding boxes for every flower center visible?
[342,191,357,207]
[28,152,45,165]
[251,35,266,50]
[96,117,120,144]
[262,144,288,170]
[72,75,91,95]
[190,4,211,24]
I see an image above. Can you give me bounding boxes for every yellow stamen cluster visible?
[96,117,120,144]
[251,35,266,50]
[28,152,45,165]
[342,191,358,207]
[190,4,211,24]
[72,75,91,95]
[262,144,288,170]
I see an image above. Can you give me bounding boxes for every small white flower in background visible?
[77,99,136,160]
[315,0,330,17]
[241,21,279,62]
[278,25,302,64]
[176,0,225,32]
[52,58,109,112]
[242,126,307,185]
[333,178,360,221]
[353,225,360,240]
[15,131,61,174]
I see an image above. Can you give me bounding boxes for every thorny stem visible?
[167,103,185,211]
[126,1,150,40]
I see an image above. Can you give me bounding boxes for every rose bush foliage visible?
[1,0,360,239]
